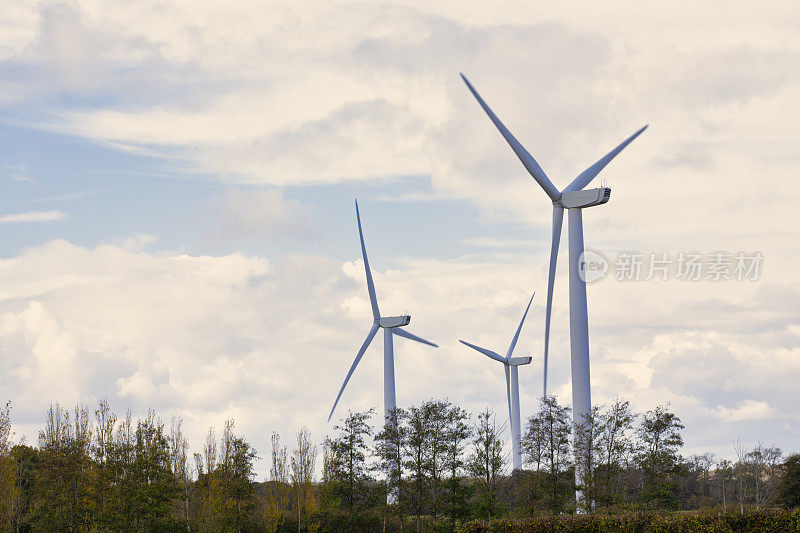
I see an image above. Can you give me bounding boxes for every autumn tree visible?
[265,431,290,531]
[290,427,317,533]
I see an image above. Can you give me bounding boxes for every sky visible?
[1,0,799,477]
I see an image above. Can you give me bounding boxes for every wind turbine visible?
[460,73,646,499]
[328,200,438,427]
[460,292,534,471]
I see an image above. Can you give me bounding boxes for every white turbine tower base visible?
[461,73,647,507]
[328,200,438,505]
[460,292,535,471]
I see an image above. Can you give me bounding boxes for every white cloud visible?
[715,400,777,423]
[0,210,66,223]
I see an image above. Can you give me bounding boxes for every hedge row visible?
[460,509,800,533]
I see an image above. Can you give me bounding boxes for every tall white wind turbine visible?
[328,200,438,427]
[459,292,535,471]
[461,73,646,495]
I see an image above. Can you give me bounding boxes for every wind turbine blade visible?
[460,73,561,202]
[355,199,380,320]
[459,340,505,364]
[543,205,564,398]
[393,328,438,348]
[563,125,648,192]
[504,364,513,433]
[506,291,535,359]
[328,323,380,422]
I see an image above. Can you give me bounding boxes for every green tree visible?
[442,404,471,530]
[527,396,573,514]
[467,409,504,518]
[31,404,94,531]
[219,419,257,532]
[127,410,179,529]
[636,404,684,509]
[169,416,192,532]
[775,453,800,508]
[595,398,635,508]
[426,399,452,530]
[374,407,405,518]
[329,409,374,515]
[573,405,602,512]
[404,403,432,531]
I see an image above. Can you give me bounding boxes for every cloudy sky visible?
[1,1,799,475]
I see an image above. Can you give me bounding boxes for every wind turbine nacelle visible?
[559,187,611,209]
[379,315,411,328]
[507,356,532,366]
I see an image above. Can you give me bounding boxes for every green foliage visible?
[468,409,505,519]
[459,508,800,533]
[776,454,800,509]
[0,395,796,532]
[328,409,375,515]
[636,404,684,510]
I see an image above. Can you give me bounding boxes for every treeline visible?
[0,398,798,532]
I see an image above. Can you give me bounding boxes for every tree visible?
[775,453,800,508]
[636,404,684,509]
[442,404,471,530]
[169,416,192,532]
[573,406,602,512]
[522,412,546,474]
[0,401,14,530]
[536,396,573,514]
[329,409,374,515]
[595,398,635,507]
[404,403,432,531]
[219,419,257,532]
[747,443,782,509]
[467,409,504,518]
[128,410,179,529]
[265,431,290,532]
[93,399,116,528]
[715,459,734,511]
[426,399,453,529]
[374,407,405,515]
[290,427,317,532]
[31,403,94,531]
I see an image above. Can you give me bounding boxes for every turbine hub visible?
[378,315,411,328]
